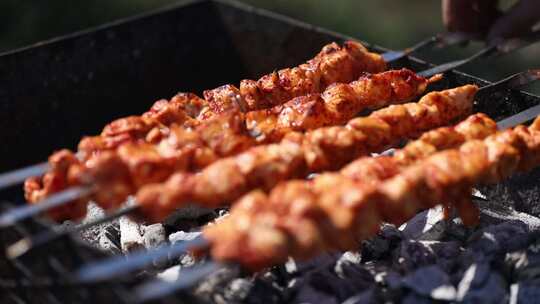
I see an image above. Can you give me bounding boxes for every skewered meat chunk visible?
[136,85,477,222]
[203,114,539,271]
[212,41,387,113]
[23,150,87,220]
[245,69,439,142]
[26,70,435,221]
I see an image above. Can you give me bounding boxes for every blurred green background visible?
[0,0,538,92]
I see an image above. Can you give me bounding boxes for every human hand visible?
[442,0,540,43]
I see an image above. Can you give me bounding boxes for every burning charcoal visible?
[456,263,508,303]
[143,223,166,249]
[260,271,283,290]
[445,217,473,242]
[167,231,202,266]
[119,214,144,253]
[380,223,403,242]
[402,265,456,301]
[468,220,531,258]
[142,223,167,267]
[510,279,540,304]
[98,224,121,255]
[178,253,197,267]
[505,241,540,281]
[363,262,402,290]
[223,277,283,304]
[285,253,338,275]
[361,237,390,261]
[162,206,215,231]
[223,278,254,302]
[78,202,108,246]
[339,251,362,265]
[393,240,436,272]
[400,206,447,241]
[342,288,376,304]
[334,258,373,289]
[361,224,402,261]
[476,200,540,231]
[301,270,362,302]
[478,168,540,217]
[156,265,181,282]
[168,231,202,244]
[194,266,241,303]
[401,292,432,304]
[293,283,339,304]
[420,241,463,273]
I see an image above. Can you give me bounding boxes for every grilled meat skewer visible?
[206,40,386,114]
[25,70,435,220]
[135,84,477,222]
[77,41,386,157]
[203,115,540,271]
[77,69,434,158]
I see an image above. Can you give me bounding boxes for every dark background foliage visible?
[0,0,538,92]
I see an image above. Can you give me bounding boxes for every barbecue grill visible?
[2,0,540,303]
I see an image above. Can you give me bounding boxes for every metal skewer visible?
[0,162,49,191]
[0,186,93,228]
[76,234,209,283]
[418,31,540,78]
[6,205,138,259]
[380,32,469,63]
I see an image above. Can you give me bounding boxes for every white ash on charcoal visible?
[72,186,540,304]
[505,238,540,282]
[142,223,167,250]
[477,167,540,217]
[162,206,218,232]
[98,224,121,255]
[402,265,456,301]
[119,214,144,253]
[467,220,533,258]
[76,202,122,253]
[456,262,509,303]
[509,279,540,304]
[476,199,540,231]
